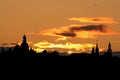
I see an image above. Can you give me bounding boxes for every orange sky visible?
[0,0,120,53]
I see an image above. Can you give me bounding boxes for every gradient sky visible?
[0,0,120,53]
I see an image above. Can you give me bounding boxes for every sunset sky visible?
[0,0,120,53]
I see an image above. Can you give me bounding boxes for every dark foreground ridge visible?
[0,51,120,65]
[0,35,120,65]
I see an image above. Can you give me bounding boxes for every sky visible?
[0,0,120,53]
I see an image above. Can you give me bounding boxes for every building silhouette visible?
[91,47,95,55]
[0,34,119,64]
[14,42,20,51]
[13,35,30,55]
[20,35,29,52]
[104,42,112,57]
[91,41,99,57]
[95,42,99,56]
[107,42,112,54]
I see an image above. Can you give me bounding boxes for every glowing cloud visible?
[1,41,32,47]
[69,17,117,24]
[33,41,95,53]
[40,24,113,40]
[1,42,18,47]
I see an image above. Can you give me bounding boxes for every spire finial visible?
[23,34,27,41]
[108,41,111,48]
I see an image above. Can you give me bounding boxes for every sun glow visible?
[33,41,95,53]
[68,51,73,54]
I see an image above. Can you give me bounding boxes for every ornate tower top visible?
[21,34,29,51]
[96,40,98,48]
[95,40,99,56]
[23,34,27,43]
[23,34,26,40]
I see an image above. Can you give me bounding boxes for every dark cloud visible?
[56,32,76,37]
[2,43,8,46]
[40,24,113,39]
[10,43,17,45]
[70,24,107,32]
[54,24,109,38]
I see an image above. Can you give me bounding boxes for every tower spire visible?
[104,42,112,57]
[23,34,27,43]
[108,42,112,54]
[95,40,99,56]
[91,46,95,54]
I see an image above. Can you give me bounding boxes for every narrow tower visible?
[107,42,112,54]
[95,41,99,56]
[107,42,112,57]
[91,47,95,55]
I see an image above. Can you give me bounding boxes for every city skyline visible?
[0,0,120,53]
[0,34,115,55]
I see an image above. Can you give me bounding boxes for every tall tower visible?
[21,35,29,52]
[104,42,112,57]
[107,42,112,54]
[95,42,99,56]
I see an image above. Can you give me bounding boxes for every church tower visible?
[21,35,29,52]
[104,42,112,57]
[95,42,99,56]
[107,42,112,54]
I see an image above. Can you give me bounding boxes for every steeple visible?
[108,42,111,48]
[107,42,112,54]
[91,47,95,54]
[95,41,99,56]
[23,34,27,43]
[104,42,112,57]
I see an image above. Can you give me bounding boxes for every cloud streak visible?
[69,17,118,24]
[1,43,17,47]
[1,42,32,47]
[40,24,113,40]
